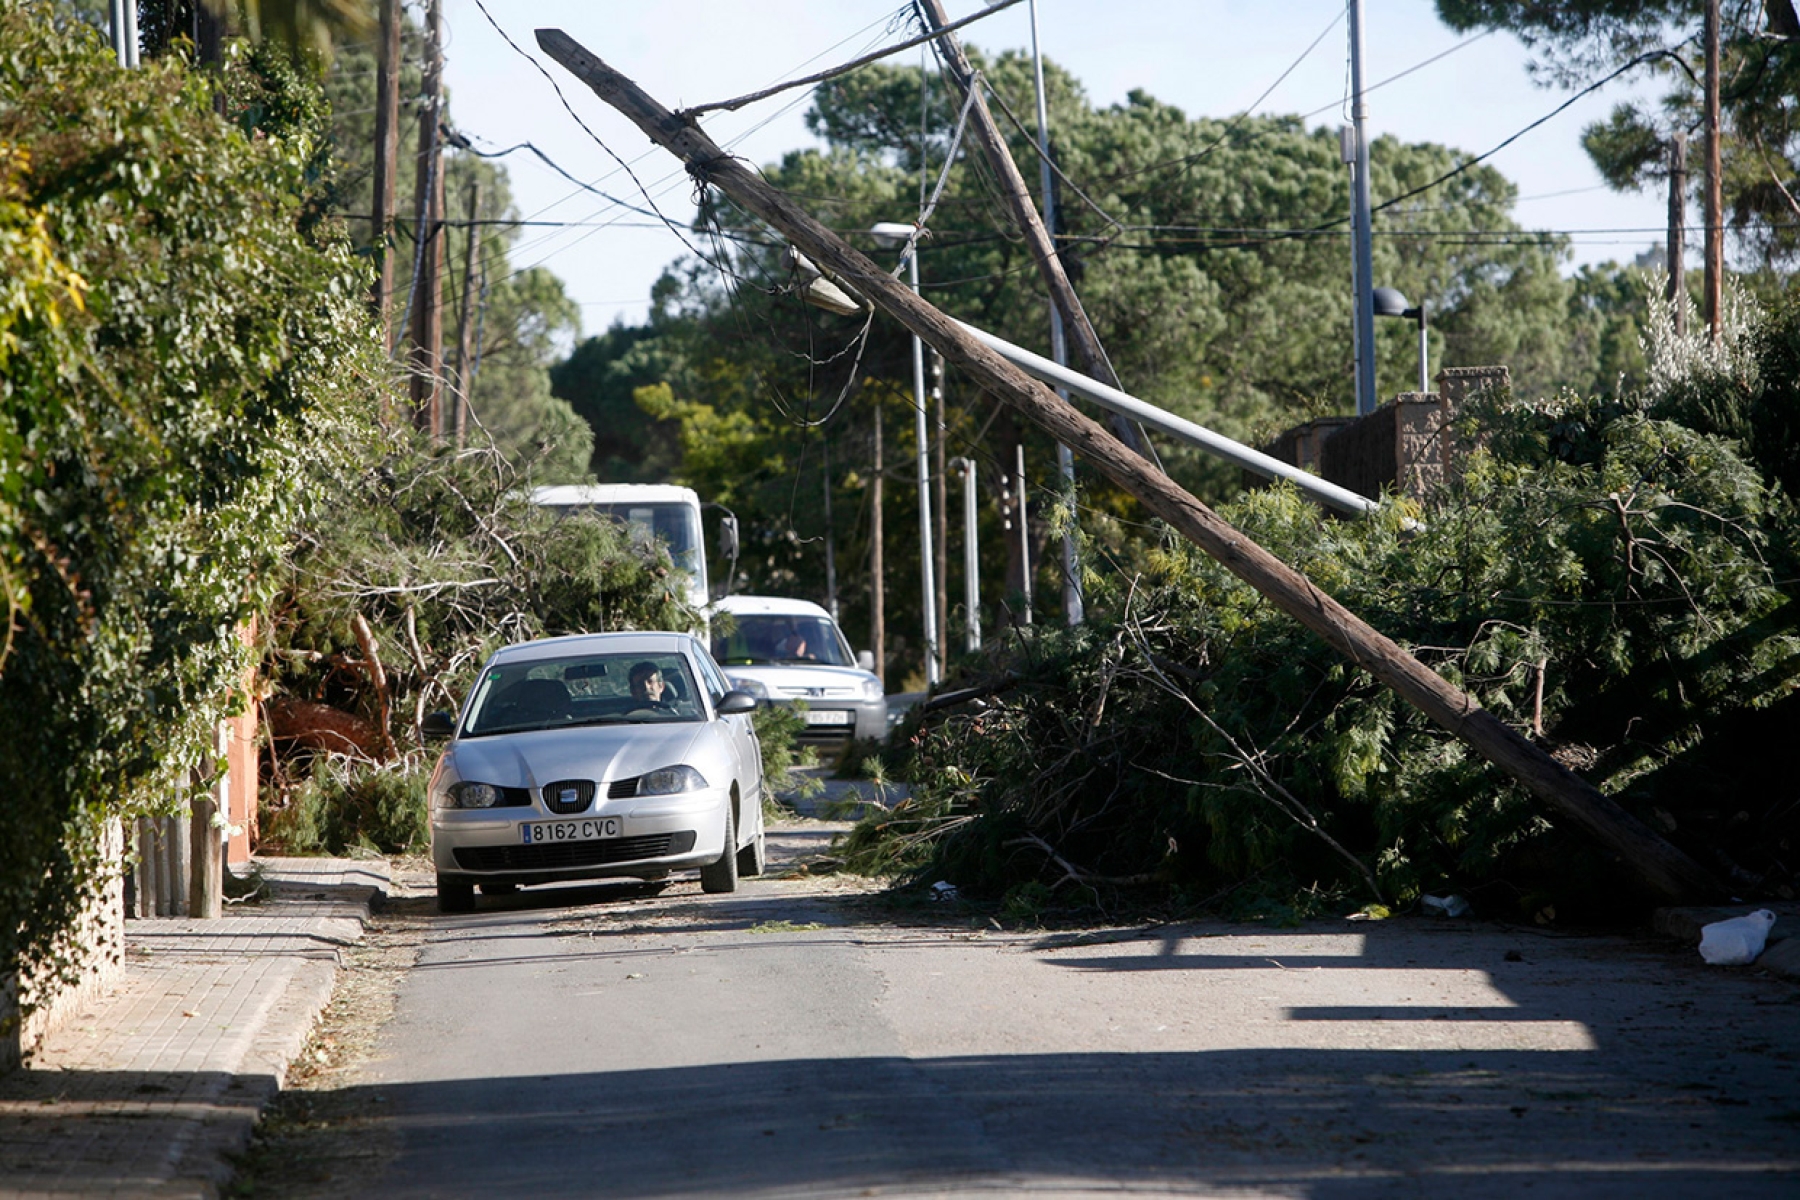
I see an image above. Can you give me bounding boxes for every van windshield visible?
[712,614,852,667]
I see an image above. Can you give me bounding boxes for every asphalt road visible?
[267,822,1800,1198]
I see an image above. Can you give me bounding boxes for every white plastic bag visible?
[1698,909,1777,965]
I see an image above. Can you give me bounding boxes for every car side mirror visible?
[421,711,458,739]
[856,649,875,672]
[715,690,758,715]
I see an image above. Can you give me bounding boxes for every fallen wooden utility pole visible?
[916,0,1151,461]
[535,28,1721,904]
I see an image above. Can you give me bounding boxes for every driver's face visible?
[635,672,664,700]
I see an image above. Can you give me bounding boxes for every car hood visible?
[448,723,706,788]
[723,663,878,693]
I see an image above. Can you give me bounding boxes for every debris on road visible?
[1421,894,1472,918]
[1698,909,1777,965]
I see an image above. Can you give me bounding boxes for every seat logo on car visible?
[559,787,578,806]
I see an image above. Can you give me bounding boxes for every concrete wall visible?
[1261,366,1511,506]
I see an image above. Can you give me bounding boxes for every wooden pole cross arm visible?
[533,28,1722,904]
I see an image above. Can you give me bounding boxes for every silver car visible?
[423,632,765,913]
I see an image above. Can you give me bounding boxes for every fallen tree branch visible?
[533,29,1721,905]
[1004,833,1157,889]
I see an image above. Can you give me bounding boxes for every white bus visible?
[531,484,731,614]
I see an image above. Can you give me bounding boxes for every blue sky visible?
[442,0,1675,339]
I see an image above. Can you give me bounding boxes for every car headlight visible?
[447,781,502,809]
[636,765,708,795]
[859,677,884,701]
[728,675,770,699]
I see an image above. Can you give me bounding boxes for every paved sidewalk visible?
[0,857,387,1199]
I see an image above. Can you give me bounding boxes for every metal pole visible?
[1030,0,1084,626]
[907,252,941,686]
[953,458,980,652]
[823,438,839,621]
[109,0,128,66]
[1349,0,1377,416]
[956,319,1379,517]
[1015,443,1033,624]
[1703,0,1723,343]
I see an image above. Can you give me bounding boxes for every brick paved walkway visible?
[0,858,385,1199]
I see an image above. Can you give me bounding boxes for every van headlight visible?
[728,675,770,699]
[860,677,884,701]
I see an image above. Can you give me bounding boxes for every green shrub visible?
[843,320,1800,918]
[262,756,429,857]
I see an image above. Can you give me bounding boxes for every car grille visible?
[541,779,595,815]
[608,776,640,799]
[453,831,696,872]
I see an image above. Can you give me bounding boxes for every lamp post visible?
[950,457,980,652]
[870,222,941,687]
[1372,287,1429,395]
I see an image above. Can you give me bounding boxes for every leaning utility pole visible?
[370,0,402,343]
[1703,0,1723,342]
[407,0,446,435]
[916,0,1151,463]
[536,28,1721,904]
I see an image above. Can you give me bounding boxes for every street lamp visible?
[869,221,940,687]
[1372,286,1429,395]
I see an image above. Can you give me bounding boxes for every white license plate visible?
[521,816,622,845]
[804,709,854,726]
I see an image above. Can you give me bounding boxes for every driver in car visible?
[628,662,674,713]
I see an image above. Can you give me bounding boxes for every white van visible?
[531,484,718,613]
[708,595,887,752]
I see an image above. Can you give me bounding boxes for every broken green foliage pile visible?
[849,293,1800,921]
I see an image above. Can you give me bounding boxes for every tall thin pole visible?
[1703,0,1723,343]
[933,354,949,653]
[954,458,980,652]
[452,177,483,450]
[823,437,839,622]
[408,0,445,435]
[1029,0,1083,625]
[1016,443,1033,625]
[1348,0,1377,415]
[871,404,886,684]
[1668,132,1688,337]
[371,0,402,343]
[908,252,941,687]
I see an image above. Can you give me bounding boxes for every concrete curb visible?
[1651,901,1800,981]
[0,855,387,1199]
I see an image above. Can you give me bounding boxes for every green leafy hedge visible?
[0,2,376,984]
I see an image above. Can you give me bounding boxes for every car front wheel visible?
[700,804,740,894]
[437,877,476,913]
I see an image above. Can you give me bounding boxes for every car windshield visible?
[712,614,852,667]
[461,651,702,736]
